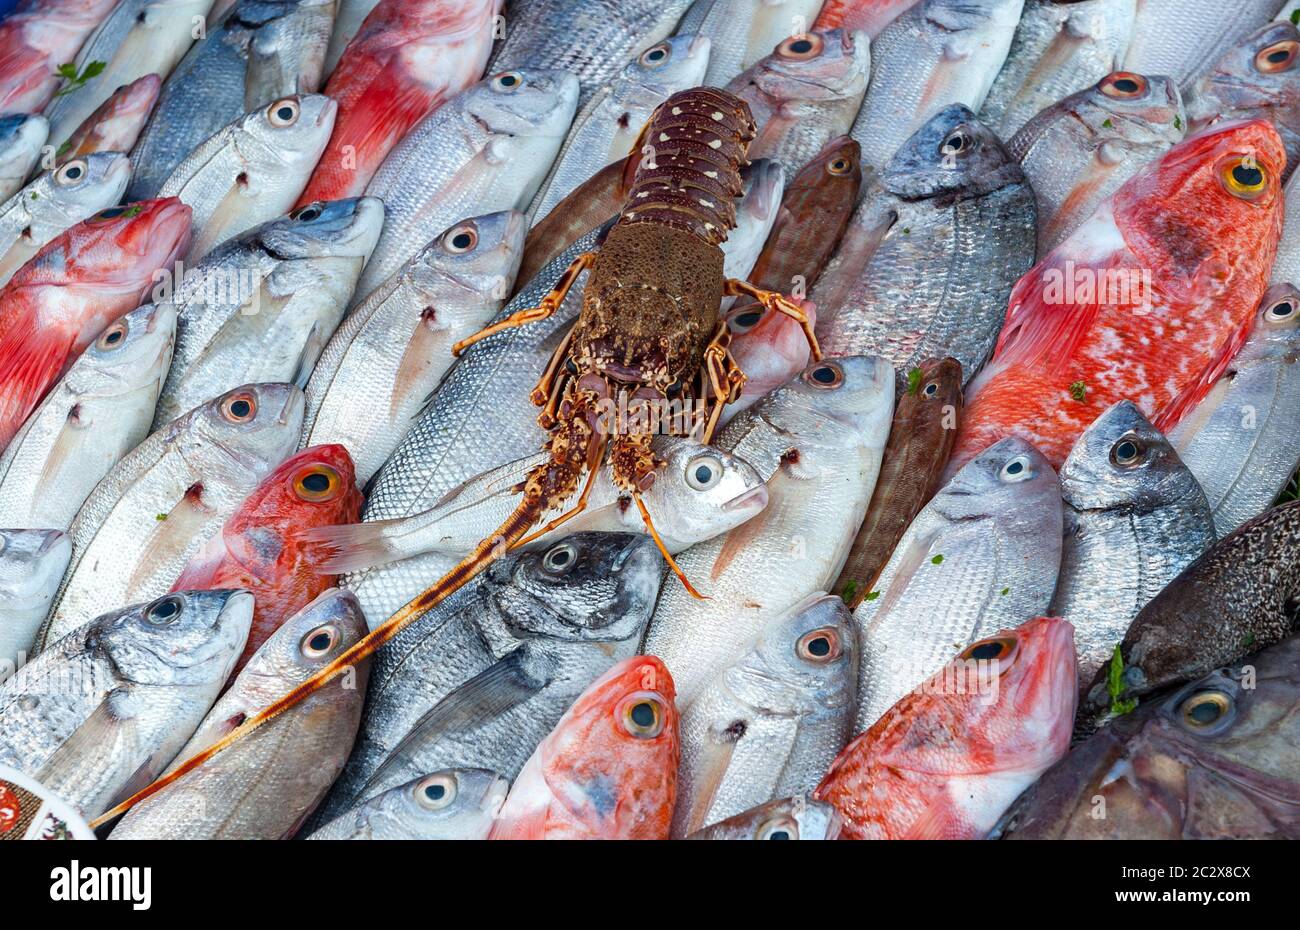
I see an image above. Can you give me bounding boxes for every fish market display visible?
[54,73,159,166]
[1122,0,1285,87]
[680,0,826,89]
[1050,401,1215,686]
[686,795,842,840]
[0,113,48,202]
[1168,284,1300,535]
[0,0,120,114]
[0,530,71,673]
[307,768,509,840]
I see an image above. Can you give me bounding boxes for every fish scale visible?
[1122,0,1285,88]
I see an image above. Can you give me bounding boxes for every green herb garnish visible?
[906,367,923,395]
[1069,380,1087,402]
[1173,114,1182,131]
[1000,587,1009,596]
[53,61,106,98]
[1107,645,1138,716]
[930,554,944,565]
[155,513,167,521]
[1101,118,1113,129]
[840,580,858,604]
[864,590,880,601]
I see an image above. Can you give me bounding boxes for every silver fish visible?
[0,530,71,675]
[981,0,1137,139]
[527,34,711,223]
[1122,0,1284,88]
[301,210,526,484]
[36,383,304,651]
[1008,70,1184,253]
[726,29,871,172]
[158,94,337,262]
[852,437,1063,732]
[108,588,369,839]
[642,356,895,706]
[672,593,857,838]
[0,152,131,289]
[42,0,217,149]
[323,0,382,77]
[307,768,509,839]
[1169,285,1300,536]
[686,794,842,840]
[311,532,663,826]
[720,159,786,304]
[0,589,252,818]
[152,196,383,428]
[0,303,176,532]
[0,114,48,203]
[1271,169,1300,284]
[813,106,1036,390]
[1051,401,1216,687]
[679,0,827,88]
[849,0,1025,170]
[128,0,337,201]
[355,68,578,304]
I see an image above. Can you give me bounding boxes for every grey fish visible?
[672,594,857,838]
[1122,0,1284,88]
[1008,70,1184,253]
[152,197,383,428]
[127,0,337,201]
[36,383,304,651]
[849,0,1025,170]
[686,795,843,840]
[108,589,370,839]
[1050,401,1216,688]
[307,768,509,839]
[311,532,663,827]
[1168,285,1300,536]
[852,437,1063,732]
[0,303,176,532]
[0,152,131,289]
[1271,170,1300,284]
[981,0,1137,139]
[679,0,827,88]
[0,530,71,676]
[323,0,382,76]
[0,114,48,203]
[0,590,252,818]
[812,105,1036,390]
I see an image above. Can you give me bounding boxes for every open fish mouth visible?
[722,484,769,513]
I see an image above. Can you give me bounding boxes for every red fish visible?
[0,0,120,113]
[58,72,160,166]
[813,0,921,37]
[295,0,500,204]
[489,657,680,840]
[0,197,191,451]
[815,617,1077,840]
[951,119,1287,472]
[171,444,364,678]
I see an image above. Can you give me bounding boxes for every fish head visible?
[231,443,363,541]
[737,158,786,230]
[467,69,581,142]
[185,382,305,482]
[39,151,131,216]
[377,769,510,840]
[255,196,386,263]
[787,134,862,199]
[0,113,47,180]
[111,72,162,120]
[412,210,527,308]
[725,298,819,401]
[491,532,664,643]
[1185,21,1300,133]
[238,588,369,694]
[624,33,712,95]
[772,355,895,446]
[896,356,962,427]
[0,530,71,616]
[242,94,338,166]
[689,795,843,840]
[882,104,1025,201]
[652,437,769,544]
[1236,281,1300,364]
[935,436,1058,526]
[1068,72,1185,147]
[103,589,254,687]
[736,29,871,103]
[71,301,177,396]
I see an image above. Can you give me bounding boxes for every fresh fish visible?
[998,633,1300,839]
[642,356,895,705]
[1008,70,1185,253]
[1184,21,1300,177]
[527,33,711,223]
[0,589,253,818]
[151,196,383,427]
[307,768,509,840]
[720,159,786,295]
[171,445,362,677]
[672,594,857,838]
[55,73,159,166]
[0,114,48,203]
[298,0,500,203]
[726,29,871,172]
[0,151,131,288]
[127,0,338,201]
[813,106,1037,391]
[158,94,337,262]
[1168,285,1300,535]
[1050,400,1216,687]
[312,533,662,825]
[1272,169,1300,284]
[323,0,383,77]
[816,616,1076,839]
[0,0,120,114]
[834,356,962,609]
[679,0,826,89]
[1122,0,1285,88]
[813,0,921,36]
[981,0,1137,139]
[954,119,1287,472]
[488,655,680,840]
[354,68,578,304]
[35,383,304,651]
[852,437,1063,732]
[108,589,369,839]
[516,159,628,292]
[0,530,71,675]
[0,197,192,452]
[723,303,819,424]
[41,0,216,149]
[1080,499,1300,725]
[686,795,842,840]
[488,0,694,105]
[301,210,525,484]
[0,303,176,532]
[849,0,1025,170]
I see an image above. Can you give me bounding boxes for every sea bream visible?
[678,0,827,89]
[1122,0,1285,88]
[0,114,48,203]
[686,795,843,840]
[306,768,509,840]
[0,530,71,675]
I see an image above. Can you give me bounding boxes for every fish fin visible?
[680,728,739,837]
[37,692,144,790]
[1154,318,1254,433]
[187,173,253,260]
[902,798,955,840]
[297,519,410,573]
[107,751,166,810]
[389,306,451,418]
[0,320,76,446]
[291,321,322,389]
[127,483,217,596]
[38,402,92,489]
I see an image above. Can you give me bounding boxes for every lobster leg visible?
[634,492,707,600]
[532,323,575,424]
[512,434,608,548]
[699,324,746,444]
[723,279,823,361]
[452,252,596,356]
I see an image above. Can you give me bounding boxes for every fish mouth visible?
[722,483,769,513]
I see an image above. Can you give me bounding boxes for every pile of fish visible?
[0,0,1297,842]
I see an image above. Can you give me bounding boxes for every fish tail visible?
[298,518,411,574]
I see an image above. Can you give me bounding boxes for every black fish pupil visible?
[790,39,813,54]
[547,547,572,568]
[105,331,122,344]
[812,366,836,384]
[302,472,331,493]
[500,74,518,86]
[1272,301,1294,317]
[1006,461,1023,475]
[309,632,331,651]
[1189,699,1222,723]
[806,636,831,657]
[277,107,294,121]
[1233,164,1263,187]
[969,641,1003,660]
[630,702,655,727]
[735,311,762,328]
[925,383,937,395]
[768,830,791,840]
[1115,78,1139,93]
[648,49,665,60]
[425,784,446,800]
[694,465,713,484]
[452,233,473,249]
[229,400,251,418]
[151,599,179,620]
[1269,49,1290,63]
[1116,441,1138,461]
[298,207,321,221]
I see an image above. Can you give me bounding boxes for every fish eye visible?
[757,816,798,840]
[778,34,822,59]
[728,309,764,333]
[267,98,300,126]
[145,595,184,625]
[220,391,257,423]
[1265,296,1297,322]
[414,773,458,810]
[1110,434,1145,467]
[960,636,1018,665]
[640,43,671,66]
[291,203,323,222]
[684,454,724,491]
[293,465,341,502]
[796,627,841,663]
[827,156,853,176]
[923,381,939,397]
[301,624,338,658]
[1255,39,1299,73]
[542,542,577,574]
[443,223,478,253]
[999,455,1034,482]
[1099,71,1147,98]
[1179,690,1233,730]
[54,159,87,185]
[619,693,665,738]
[96,319,129,351]
[492,71,524,92]
[938,128,973,158]
[803,361,842,388]
[90,205,129,222]
[1219,155,1269,201]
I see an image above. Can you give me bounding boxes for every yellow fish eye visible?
[1220,156,1269,201]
